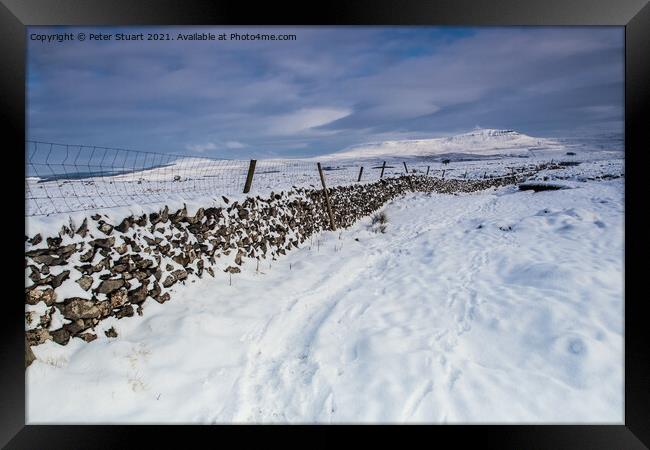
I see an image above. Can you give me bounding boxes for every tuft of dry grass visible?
[370,211,388,233]
[371,211,388,225]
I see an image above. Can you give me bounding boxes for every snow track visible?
[27,177,623,424]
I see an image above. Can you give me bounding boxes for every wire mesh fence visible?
[27,141,252,216]
[25,141,409,216]
[25,140,540,216]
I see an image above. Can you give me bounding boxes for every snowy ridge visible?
[322,129,567,160]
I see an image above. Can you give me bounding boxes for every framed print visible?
[1,0,648,447]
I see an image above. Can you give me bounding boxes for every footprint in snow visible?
[448,369,462,390]
[568,338,587,356]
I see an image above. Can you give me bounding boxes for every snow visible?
[26,165,623,423]
[322,129,569,159]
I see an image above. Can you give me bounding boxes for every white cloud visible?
[225,141,246,149]
[186,142,218,153]
[185,140,247,153]
[266,107,351,136]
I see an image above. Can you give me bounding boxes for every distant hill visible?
[321,129,567,160]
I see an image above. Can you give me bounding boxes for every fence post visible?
[380,161,386,179]
[463,170,468,179]
[317,162,336,231]
[442,169,446,179]
[403,161,408,173]
[243,159,257,194]
[357,166,364,182]
[483,171,486,179]
[426,166,430,176]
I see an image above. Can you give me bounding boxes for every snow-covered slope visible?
[324,129,567,160]
[27,160,623,423]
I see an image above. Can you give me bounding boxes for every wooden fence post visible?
[463,170,468,179]
[317,162,336,231]
[357,166,364,182]
[243,159,257,194]
[403,161,408,173]
[380,161,386,179]
[426,166,430,176]
[442,169,446,179]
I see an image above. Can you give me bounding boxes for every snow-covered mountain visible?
[322,129,567,160]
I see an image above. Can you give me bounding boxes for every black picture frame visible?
[2,0,648,447]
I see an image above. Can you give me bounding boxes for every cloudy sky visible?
[27,26,624,158]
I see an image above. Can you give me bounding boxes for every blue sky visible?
[27,26,624,158]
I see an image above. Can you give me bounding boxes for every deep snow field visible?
[26,159,624,424]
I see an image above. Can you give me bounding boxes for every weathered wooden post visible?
[380,161,386,179]
[426,166,430,176]
[483,171,487,179]
[357,166,364,182]
[317,162,336,231]
[403,161,408,173]
[243,159,257,194]
[442,169,446,179]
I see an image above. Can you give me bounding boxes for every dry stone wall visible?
[24,174,523,359]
